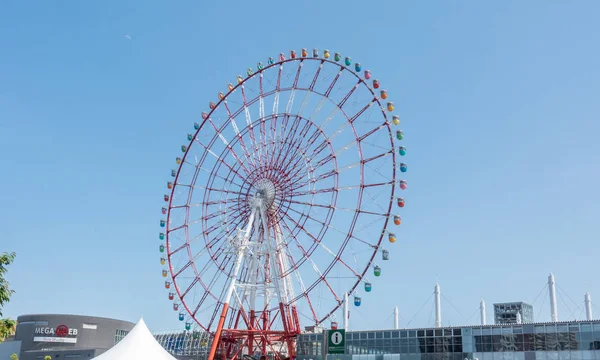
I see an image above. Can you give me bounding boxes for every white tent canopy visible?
[92,318,177,360]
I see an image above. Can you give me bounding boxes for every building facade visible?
[494,303,534,325]
[296,320,600,360]
[153,330,212,360]
[1,314,135,360]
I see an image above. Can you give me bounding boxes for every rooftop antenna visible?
[548,273,558,322]
[480,299,486,325]
[393,306,399,329]
[434,283,442,328]
[585,292,593,321]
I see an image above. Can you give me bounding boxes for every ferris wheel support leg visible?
[207,211,257,360]
[249,309,256,356]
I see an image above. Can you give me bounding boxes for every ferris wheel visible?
[158,48,408,360]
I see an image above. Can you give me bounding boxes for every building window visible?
[115,329,129,344]
[82,323,97,330]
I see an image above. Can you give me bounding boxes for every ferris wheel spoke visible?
[357,123,388,143]
[168,242,188,256]
[193,144,246,185]
[180,276,201,298]
[191,290,211,317]
[348,100,376,123]
[222,101,256,168]
[240,85,261,166]
[282,216,342,307]
[285,204,377,251]
[323,68,343,98]
[337,81,361,109]
[280,211,360,279]
[206,118,251,175]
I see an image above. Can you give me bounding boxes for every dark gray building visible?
[1,314,135,360]
[493,302,534,324]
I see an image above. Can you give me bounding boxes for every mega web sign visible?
[33,325,78,344]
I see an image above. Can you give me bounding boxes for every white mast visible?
[548,273,558,322]
[393,306,399,329]
[344,292,349,330]
[434,283,442,328]
[585,292,593,321]
[480,299,486,325]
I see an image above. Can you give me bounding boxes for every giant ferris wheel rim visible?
[161,49,405,334]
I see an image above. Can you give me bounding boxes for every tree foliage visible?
[0,252,16,317]
[10,353,19,360]
[0,252,16,343]
[0,318,16,342]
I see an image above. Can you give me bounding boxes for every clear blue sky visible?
[1,0,599,332]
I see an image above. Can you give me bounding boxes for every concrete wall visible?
[0,340,22,360]
[15,314,135,360]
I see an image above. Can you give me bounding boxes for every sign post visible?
[327,329,346,354]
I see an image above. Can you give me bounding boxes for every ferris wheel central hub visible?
[252,178,277,210]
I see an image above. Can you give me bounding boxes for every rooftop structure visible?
[493,302,534,324]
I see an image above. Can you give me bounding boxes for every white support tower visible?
[548,273,558,322]
[585,292,593,321]
[393,306,399,329]
[480,299,486,325]
[434,283,442,328]
[344,292,349,330]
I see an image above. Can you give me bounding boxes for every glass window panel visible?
[581,324,593,332]
[392,331,400,338]
[454,329,462,336]
[515,342,524,351]
[384,332,391,339]
[557,325,568,333]
[546,325,557,333]
[409,331,417,338]
[444,329,453,336]
[400,331,407,338]
[369,332,376,339]
[418,330,425,337]
[514,327,523,334]
[535,334,546,351]
[377,332,384,339]
[493,338,502,352]
[535,326,546,334]
[434,329,442,337]
[581,350,593,360]
[593,323,600,332]
[426,330,434,337]
[483,328,492,336]
[570,325,580,332]
[474,328,482,336]
[493,328,502,335]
